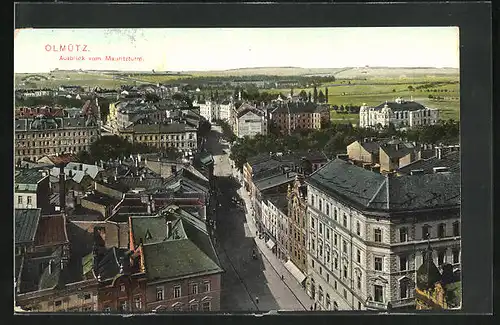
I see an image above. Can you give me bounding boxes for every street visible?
[206,126,313,312]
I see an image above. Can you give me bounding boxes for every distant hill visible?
[179,66,459,78]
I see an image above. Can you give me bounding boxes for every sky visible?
[14,27,459,73]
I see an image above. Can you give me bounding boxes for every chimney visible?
[48,260,53,274]
[79,164,83,171]
[59,165,66,211]
[60,259,65,270]
[166,221,172,238]
[436,147,442,159]
[395,144,400,151]
[150,195,156,213]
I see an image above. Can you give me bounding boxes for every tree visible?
[392,89,396,92]
[145,92,160,103]
[290,88,294,96]
[299,90,308,100]
[318,90,326,103]
[428,94,434,99]
[325,87,329,103]
[308,92,312,102]
[313,86,318,103]
[408,85,414,92]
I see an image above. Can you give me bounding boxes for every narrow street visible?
[206,126,314,312]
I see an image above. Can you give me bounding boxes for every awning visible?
[284,260,307,284]
[266,239,276,250]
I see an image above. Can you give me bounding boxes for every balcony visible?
[365,300,387,310]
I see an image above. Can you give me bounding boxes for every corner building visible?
[304,159,460,311]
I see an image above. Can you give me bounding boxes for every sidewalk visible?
[236,182,315,311]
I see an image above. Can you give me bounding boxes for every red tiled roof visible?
[46,154,78,165]
[34,214,69,247]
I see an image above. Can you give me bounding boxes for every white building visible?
[233,103,267,138]
[359,97,439,129]
[304,159,460,311]
[193,99,215,123]
[217,100,233,122]
[261,194,289,261]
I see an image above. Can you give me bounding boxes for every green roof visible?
[82,253,94,276]
[134,206,223,280]
[143,239,222,280]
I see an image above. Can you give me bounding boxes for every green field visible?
[269,77,460,123]
[15,71,135,89]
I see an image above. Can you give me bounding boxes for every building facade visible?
[117,122,198,153]
[270,102,323,135]
[15,168,51,213]
[305,159,460,311]
[193,100,215,123]
[287,175,309,277]
[15,115,100,162]
[233,103,267,138]
[359,98,439,129]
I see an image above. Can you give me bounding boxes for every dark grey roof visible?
[307,159,460,212]
[15,168,48,185]
[264,193,289,214]
[380,142,420,159]
[15,209,42,244]
[374,100,427,112]
[93,247,130,281]
[82,193,121,207]
[15,115,98,132]
[398,151,460,175]
[123,122,196,134]
[254,172,298,192]
[236,103,265,118]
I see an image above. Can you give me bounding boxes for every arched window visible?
[326,294,331,310]
[400,278,410,299]
[318,286,324,304]
[333,301,339,310]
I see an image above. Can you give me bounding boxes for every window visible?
[190,304,198,311]
[374,285,384,303]
[311,239,315,250]
[202,301,211,311]
[358,301,362,310]
[343,264,348,278]
[438,250,446,265]
[83,293,91,300]
[333,301,339,310]
[400,227,408,242]
[319,223,323,234]
[326,250,330,263]
[334,208,338,221]
[120,300,128,312]
[312,260,315,268]
[318,243,323,256]
[343,289,347,299]
[422,225,430,239]
[311,195,315,206]
[400,255,407,271]
[334,234,338,247]
[174,286,181,298]
[156,287,164,301]
[357,249,361,263]
[374,229,382,242]
[452,249,460,264]
[326,228,330,240]
[334,256,338,270]
[438,223,446,238]
[319,266,322,275]
[356,273,362,289]
[17,196,23,205]
[334,280,338,291]
[27,196,32,205]
[311,218,315,229]
[342,240,347,254]
[134,296,142,309]
[326,294,331,309]
[319,199,322,211]
[326,273,330,282]
[203,281,211,292]
[54,300,62,307]
[356,221,361,236]
[453,222,460,237]
[190,283,198,295]
[326,204,330,216]
[120,284,126,292]
[343,214,348,228]
[374,257,383,271]
[400,280,409,299]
